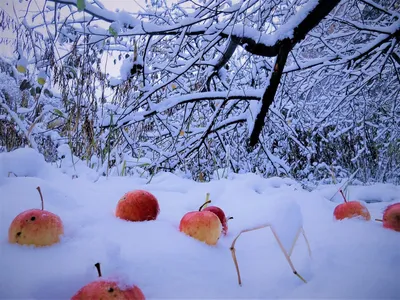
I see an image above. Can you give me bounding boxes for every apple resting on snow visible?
[382,203,400,232]
[179,194,228,245]
[333,190,370,221]
[116,190,160,222]
[179,209,222,245]
[71,263,145,300]
[334,201,371,221]
[8,186,64,247]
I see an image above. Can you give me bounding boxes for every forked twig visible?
[288,227,302,257]
[269,226,307,283]
[288,227,312,258]
[230,224,311,286]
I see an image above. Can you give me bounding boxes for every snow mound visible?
[265,197,303,253]
[0,148,56,179]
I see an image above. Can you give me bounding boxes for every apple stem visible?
[375,218,383,222]
[94,263,102,277]
[36,186,44,210]
[199,200,212,211]
[339,189,348,203]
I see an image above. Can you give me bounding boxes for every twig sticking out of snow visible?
[329,169,359,202]
[199,193,211,211]
[339,189,348,203]
[230,225,311,286]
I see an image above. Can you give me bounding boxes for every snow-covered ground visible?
[0,148,399,299]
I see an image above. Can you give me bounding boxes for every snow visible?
[246,96,260,134]
[37,69,47,80]
[89,34,105,49]
[1,148,400,299]
[313,182,399,204]
[120,57,134,81]
[0,148,60,180]
[109,76,123,86]
[17,56,28,68]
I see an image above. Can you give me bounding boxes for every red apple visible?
[333,201,371,221]
[179,209,222,245]
[202,206,230,235]
[8,186,64,247]
[333,189,370,221]
[382,203,400,232]
[72,263,145,300]
[116,190,159,222]
[198,193,232,235]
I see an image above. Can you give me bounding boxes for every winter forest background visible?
[0,0,399,185]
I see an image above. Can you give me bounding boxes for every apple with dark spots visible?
[8,186,64,247]
[71,263,145,300]
[116,190,160,222]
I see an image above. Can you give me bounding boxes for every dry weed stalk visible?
[230,224,311,286]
